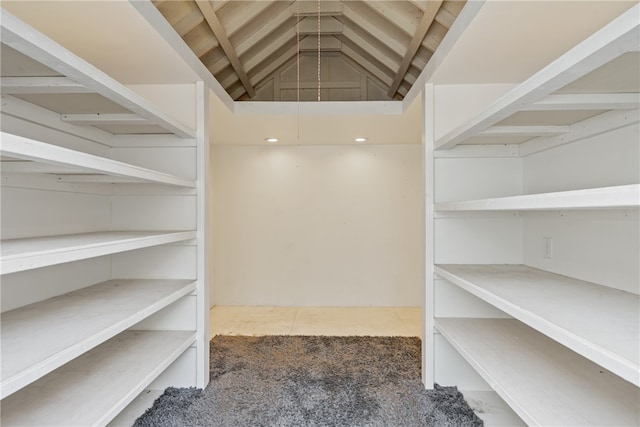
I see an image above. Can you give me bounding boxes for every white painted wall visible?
[523,124,640,294]
[210,144,423,306]
[434,84,516,141]
[523,124,640,194]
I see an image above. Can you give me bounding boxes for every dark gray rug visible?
[134,336,483,426]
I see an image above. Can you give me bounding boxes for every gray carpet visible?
[134,336,483,426]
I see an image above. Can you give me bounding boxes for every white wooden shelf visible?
[107,389,165,427]
[0,330,195,426]
[0,279,196,399]
[0,10,208,425]
[434,4,639,151]
[461,390,526,427]
[0,231,196,274]
[435,184,640,211]
[0,11,196,138]
[1,132,196,187]
[435,318,640,426]
[435,264,640,386]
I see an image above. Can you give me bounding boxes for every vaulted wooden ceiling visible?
[153,0,466,101]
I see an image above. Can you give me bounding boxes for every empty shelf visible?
[435,184,640,211]
[1,279,196,398]
[1,330,195,426]
[461,390,526,427]
[0,230,197,274]
[1,11,195,138]
[436,264,639,386]
[436,318,640,426]
[434,5,639,150]
[1,132,196,187]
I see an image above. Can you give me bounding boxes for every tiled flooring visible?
[209,306,422,338]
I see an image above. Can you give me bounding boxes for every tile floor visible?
[209,306,422,338]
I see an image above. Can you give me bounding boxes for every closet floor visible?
[209,306,421,338]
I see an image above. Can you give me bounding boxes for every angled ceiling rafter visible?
[402,0,483,109]
[173,6,205,36]
[339,36,396,81]
[184,23,219,57]
[216,0,274,38]
[291,1,344,17]
[147,0,471,103]
[195,0,255,98]
[337,27,399,72]
[408,0,427,11]
[299,35,342,52]
[340,18,401,64]
[132,0,234,110]
[232,2,293,56]
[154,0,203,36]
[298,16,344,35]
[388,0,443,98]
[243,26,297,74]
[201,45,228,71]
[229,82,247,100]
[251,53,298,98]
[340,1,407,57]
[341,43,393,87]
[421,21,448,52]
[211,0,226,13]
[249,41,299,89]
[340,54,391,95]
[434,5,456,29]
[412,45,433,68]
[398,80,411,97]
[362,0,420,38]
[403,69,418,85]
[217,64,240,89]
[208,55,231,76]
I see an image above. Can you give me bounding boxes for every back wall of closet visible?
[210,143,423,307]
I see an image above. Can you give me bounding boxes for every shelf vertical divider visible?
[423,83,436,387]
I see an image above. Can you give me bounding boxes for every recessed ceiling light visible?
[265,138,279,143]
[355,137,367,142]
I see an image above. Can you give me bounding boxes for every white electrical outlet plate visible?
[543,237,553,259]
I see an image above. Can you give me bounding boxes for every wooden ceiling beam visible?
[218,68,239,90]
[362,1,418,38]
[387,0,442,98]
[195,0,255,98]
[243,28,296,73]
[421,21,448,52]
[184,24,219,57]
[435,7,456,29]
[340,36,395,79]
[201,46,228,73]
[172,5,205,36]
[339,26,399,72]
[288,1,343,16]
[408,0,427,11]
[340,54,391,96]
[340,3,406,57]
[216,0,273,38]
[250,44,298,88]
[341,44,393,87]
[298,16,343,35]
[234,2,292,56]
[299,35,342,52]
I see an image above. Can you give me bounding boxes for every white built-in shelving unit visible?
[424,4,640,426]
[1,9,209,426]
